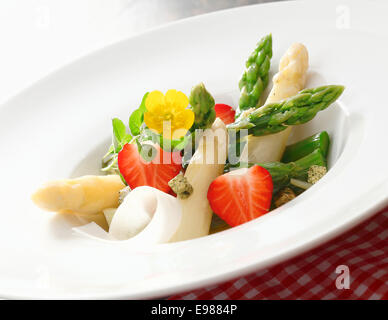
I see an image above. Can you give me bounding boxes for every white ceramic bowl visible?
[1,0,388,299]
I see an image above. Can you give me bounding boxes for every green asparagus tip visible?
[229,84,345,136]
[189,82,216,131]
[238,33,273,112]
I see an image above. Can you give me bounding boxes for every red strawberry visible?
[118,143,182,193]
[207,165,273,227]
[214,104,236,125]
[168,188,177,198]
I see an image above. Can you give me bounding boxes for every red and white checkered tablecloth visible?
[169,206,388,300]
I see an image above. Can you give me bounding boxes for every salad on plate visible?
[31,34,344,244]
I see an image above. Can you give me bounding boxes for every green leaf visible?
[138,92,149,112]
[172,135,189,150]
[129,109,143,136]
[140,128,188,152]
[133,136,157,163]
[112,118,127,141]
[107,144,115,153]
[112,118,132,152]
[129,92,149,136]
[139,128,159,144]
[102,144,115,161]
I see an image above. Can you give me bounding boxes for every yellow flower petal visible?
[182,109,195,130]
[144,89,192,140]
[144,111,163,134]
[162,121,173,139]
[172,128,188,140]
[145,90,165,113]
[170,110,194,140]
[165,89,189,110]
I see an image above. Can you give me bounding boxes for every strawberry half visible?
[118,143,182,193]
[207,165,273,227]
[214,104,236,125]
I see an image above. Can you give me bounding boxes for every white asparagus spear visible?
[31,175,125,215]
[240,43,309,163]
[76,212,110,231]
[169,118,228,242]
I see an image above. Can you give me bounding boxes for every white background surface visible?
[1,0,387,299]
[0,0,277,104]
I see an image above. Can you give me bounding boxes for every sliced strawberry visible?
[207,165,273,227]
[168,188,177,198]
[118,143,182,193]
[214,104,236,125]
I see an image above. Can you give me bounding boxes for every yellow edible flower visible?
[144,89,194,140]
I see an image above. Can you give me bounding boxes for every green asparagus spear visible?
[238,34,273,114]
[226,149,326,193]
[282,131,330,163]
[189,83,216,131]
[262,149,326,192]
[182,83,217,167]
[228,85,345,136]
